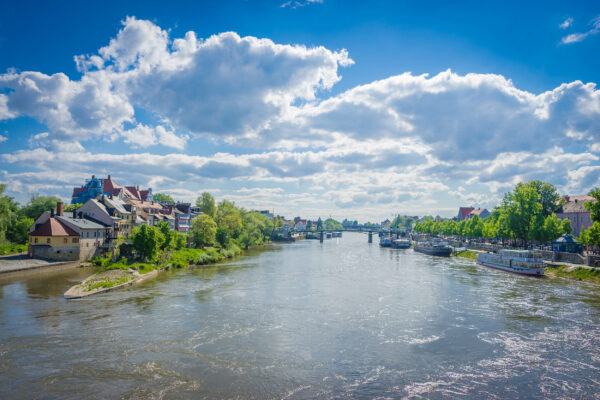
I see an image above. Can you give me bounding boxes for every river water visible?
[1,232,599,399]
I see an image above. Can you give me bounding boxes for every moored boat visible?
[379,237,392,247]
[476,250,544,276]
[414,241,452,256]
[391,239,411,249]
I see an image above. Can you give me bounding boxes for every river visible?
[1,232,599,399]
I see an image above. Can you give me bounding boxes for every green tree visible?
[190,215,217,248]
[7,218,34,244]
[561,218,572,235]
[216,226,230,247]
[501,184,542,245]
[542,214,563,243]
[197,192,217,219]
[316,217,323,230]
[323,218,343,230]
[524,180,563,217]
[173,231,187,250]
[585,188,600,223]
[20,194,62,220]
[157,221,174,250]
[131,224,165,261]
[588,222,600,247]
[0,184,19,244]
[64,203,82,212]
[153,193,174,204]
[216,200,242,237]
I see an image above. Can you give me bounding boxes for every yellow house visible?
[29,217,80,261]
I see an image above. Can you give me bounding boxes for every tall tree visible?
[19,194,62,220]
[197,192,217,219]
[502,185,542,245]
[0,184,19,244]
[190,215,217,248]
[157,221,174,250]
[523,180,563,217]
[131,224,165,261]
[585,188,600,223]
[216,200,242,237]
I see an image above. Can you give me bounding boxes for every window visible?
[64,238,68,243]
[47,238,50,244]
[94,231,97,237]
[34,238,38,244]
[73,238,78,243]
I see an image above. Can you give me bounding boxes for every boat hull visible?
[414,245,452,257]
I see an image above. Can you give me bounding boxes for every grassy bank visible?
[455,250,478,260]
[544,264,600,285]
[0,243,27,256]
[89,244,243,275]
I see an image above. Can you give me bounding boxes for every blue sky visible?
[1,0,599,221]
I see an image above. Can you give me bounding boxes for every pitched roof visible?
[470,208,488,216]
[102,196,130,214]
[458,207,474,219]
[30,218,78,237]
[561,195,595,213]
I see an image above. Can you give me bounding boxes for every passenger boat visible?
[379,237,392,247]
[476,250,544,276]
[391,239,411,249]
[414,241,452,257]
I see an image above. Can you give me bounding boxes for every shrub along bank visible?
[544,264,600,285]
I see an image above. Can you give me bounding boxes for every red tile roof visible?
[458,207,474,220]
[30,218,78,237]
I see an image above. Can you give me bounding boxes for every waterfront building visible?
[29,202,111,260]
[78,196,136,238]
[28,216,80,260]
[556,195,594,237]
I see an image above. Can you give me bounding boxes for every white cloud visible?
[0,17,351,149]
[0,135,6,143]
[561,15,600,44]
[281,0,323,9]
[120,124,188,150]
[559,17,573,30]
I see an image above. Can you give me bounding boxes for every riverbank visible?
[544,263,600,285]
[65,245,244,298]
[455,249,478,260]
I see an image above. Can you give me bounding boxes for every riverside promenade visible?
[0,254,78,275]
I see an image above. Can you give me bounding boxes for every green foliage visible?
[526,180,563,217]
[560,218,572,235]
[87,275,132,291]
[7,218,33,244]
[153,193,175,204]
[316,217,323,230]
[0,184,19,244]
[216,200,242,237]
[216,226,230,247]
[197,192,217,219]
[0,244,27,255]
[390,215,416,230]
[157,221,174,250]
[456,250,478,260]
[190,214,217,247]
[64,203,82,212]
[173,231,187,250]
[589,222,600,246]
[542,214,563,242]
[323,218,343,231]
[585,188,600,223]
[131,224,165,261]
[19,194,62,220]
[545,265,600,285]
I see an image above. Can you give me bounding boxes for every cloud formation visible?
[561,15,600,44]
[0,17,599,219]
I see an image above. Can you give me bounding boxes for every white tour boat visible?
[476,249,545,276]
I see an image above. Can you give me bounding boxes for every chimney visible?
[78,211,83,219]
[108,174,111,180]
[92,175,95,179]
[57,202,63,216]
[73,210,77,218]
[50,208,55,218]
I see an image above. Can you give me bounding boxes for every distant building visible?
[457,207,474,222]
[381,219,391,228]
[71,175,153,204]
[556,195,594,237]
[457,207,490,221]
[258,210,274,219]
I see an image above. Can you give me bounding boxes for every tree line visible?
[415,181,600,248]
